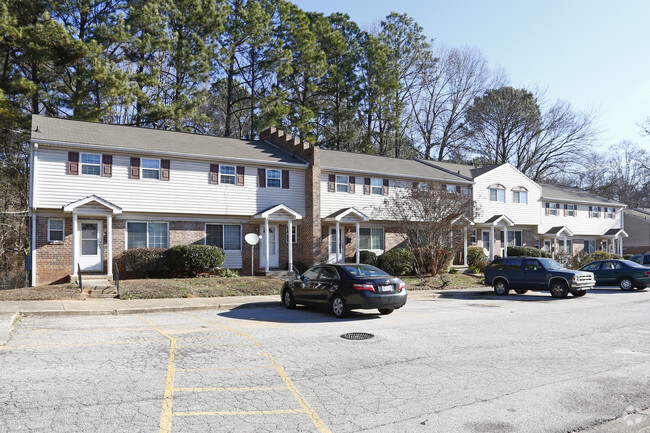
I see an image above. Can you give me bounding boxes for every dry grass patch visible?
[403,273,483,291]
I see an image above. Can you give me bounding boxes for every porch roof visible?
[544,226,574,237]
[63,195,122,214]
[323,207,369,223]
[252,204,302,221]
[481,214,515,226]
[603,228,628,238]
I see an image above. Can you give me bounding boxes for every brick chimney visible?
[260,127,324,266]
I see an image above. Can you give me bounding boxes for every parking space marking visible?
[173,386,288,392]
[174,409,308,417]
[174,366,275,372]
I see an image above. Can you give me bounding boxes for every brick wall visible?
[35,215,73,285]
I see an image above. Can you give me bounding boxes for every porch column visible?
[463,226,468,266]
[72,213,78,277]
[287,219,293,272]
[335,221,341,263]
[107,215,113,278]
[618,236,623,255]
[355,222,360,264]
[489,226,494,260]
[264,219,270,273]
[554,237,558,259]
[503,229,508,257]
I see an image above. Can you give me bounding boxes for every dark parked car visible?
[580,259,650,290]
[484,256,595,298]
[281,264,407,318]
[629,252,650,266]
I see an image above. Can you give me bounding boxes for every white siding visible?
[539,204,622,236]
[473,165,542,225]
[35,147,305,216]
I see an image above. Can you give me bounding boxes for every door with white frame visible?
[328,227,345,263]
[78,219,103,271]
[482,231,491,257]
[259,224,279,268]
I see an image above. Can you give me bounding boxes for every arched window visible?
[488,184,506,202]
[512,186,528,204]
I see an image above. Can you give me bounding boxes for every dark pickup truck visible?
[484,256,595,298]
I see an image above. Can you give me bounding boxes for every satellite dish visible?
[245,233,260,246]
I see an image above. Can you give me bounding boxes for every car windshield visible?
[538,258,564,270]
[621,259,648,268]
[341,264,390,278]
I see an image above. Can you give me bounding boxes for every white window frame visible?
[549,203,559,216]
[336,175,349,193]
[286,225,298,244]
[489,187,505,202]
[359,227,384,251]
[48,218,65,242]
[371,178,383,195]
[80,153,101,176]
[512,189,528,204]
[558,239,572,254]
[607,207,614,219]
[220,165,236,185]
[470,229,477,244]
[126,221,169,249]
[267,169,281,188]
[205,223,242,251]
[507,230,522,247]
[566,204,576,217]
[591,207,600,218]
[141,158,161,180]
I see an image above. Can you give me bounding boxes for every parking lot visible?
[1,288,649,433]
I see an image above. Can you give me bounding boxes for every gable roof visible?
[540,183,625,206]
[320,150,472,183]
[625,208,650,221]
[31,115,307,167]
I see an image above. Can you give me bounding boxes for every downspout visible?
[30,143,37,286]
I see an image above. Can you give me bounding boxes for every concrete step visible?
[82,285,118,298]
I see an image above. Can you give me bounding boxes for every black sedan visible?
[281,264,407,318]
[579,259,650,290]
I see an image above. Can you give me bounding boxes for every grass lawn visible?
[0,272,483,301]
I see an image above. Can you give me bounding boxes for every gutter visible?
[320,166,474,184]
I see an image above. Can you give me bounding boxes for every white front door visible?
[260,224,279,268]
[329,227,345,263]
[482,231,491,257]
[78,220,103,272]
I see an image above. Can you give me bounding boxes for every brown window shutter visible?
[236,166,245,186]
[328,174,335,192]
[349,176,355,194]
[456,185,461,193]
[130,157,140,179]
[574,204,578,217]
[382,179,389,196]
[68,152,79,175]
[258,168,266,188]
[598,206,602,217]
[364,177,371,195]
[545,202,550,216]
[101,154,112,177]
[588,206,592,218]
[564,204,568,216]
[209,164,219,184]
[161,159,170,181]
[282,169,289,189]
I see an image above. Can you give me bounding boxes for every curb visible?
[0,312,20,346]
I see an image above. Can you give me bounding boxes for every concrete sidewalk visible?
[0,290,442,346]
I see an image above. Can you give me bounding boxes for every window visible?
[549,203,559,216]
[302,266,320,281]
[220,165,236,184]
[127,222,168,249]
[600,240,608,252]
[205,224,241,250]
[470,229,477,244]
[534,239,540,249]
[48,219,64,242]
[558,239,572,253]
[446,184,457,193]
[607,207,614,218]
[583,240,596,254]
[142,158,160,179]
[319,266,340,280]
[566,204,576,217]
[371,178,383,195]
[507,231,522,246]
[359,228,384,250]
[267,169,281,188]
[512,189,528,204]
[80,153,101,176]
[336,175,349,193]
[489,185,505,202]
[590,206,600,218]
[286,225,298,244]
[582,262,601,271]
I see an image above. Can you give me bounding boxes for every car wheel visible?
[282,289,296,309]
[331,295,348,318]
[570,289,587,297]
[549,281,569,298]
[619,277,634,291]
[514,289,528,294]
[493,279,510,296]
[378,308,394,315]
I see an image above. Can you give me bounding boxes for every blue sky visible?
[292,0,650,150]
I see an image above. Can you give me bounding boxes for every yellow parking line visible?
[175,366,275,372]
[173,386,288,392]
[136,316,177,433]
[264,352,332,433]
[174,409,308,417]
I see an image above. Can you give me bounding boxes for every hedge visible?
[167,245,226,277]
[122,248,168,278]
[377,249,413,276]
[506,246,551,258]
[359,250,378,267]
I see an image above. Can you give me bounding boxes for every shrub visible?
[221,269,239,278]
[448,267,458,274]
[412,246,454,276]
[378,249,414,276]
[122,248,168,278]
[507,246,550,258]
[468,265,481,274]
[567,250,620,269]
[359,250,378,266]
[167,245,225,277]
[467,247,487,268]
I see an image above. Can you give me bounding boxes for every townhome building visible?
[623,208,650,254]
[29,115,629,286]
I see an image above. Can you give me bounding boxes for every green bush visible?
[378,249,414,276]
[359,250,378,266]
[467,247,487,268]
[122,248,168,278]
[412,246,454,276]
[167,245,225,277]
[221,269,239,278]
[448,267,458,274]
[507,246,551,258]
[567,250,621,269]
[468,265,481,274]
